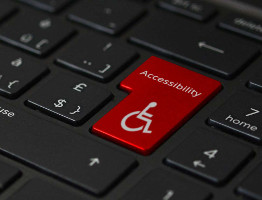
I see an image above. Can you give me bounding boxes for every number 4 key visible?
[165,130,253,184]
[204,149,218,159]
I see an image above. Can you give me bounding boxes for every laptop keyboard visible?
[0,0,262,200]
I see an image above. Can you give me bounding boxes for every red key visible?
[92,57,222,155]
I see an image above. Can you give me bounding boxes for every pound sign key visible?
[54,99,67,108]
[73,83,87,92]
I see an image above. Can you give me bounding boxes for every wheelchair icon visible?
[121,102,157,134]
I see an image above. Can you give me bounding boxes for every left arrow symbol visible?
[193,160,206,168]
[89,158,100,167]
[198,41,224,54]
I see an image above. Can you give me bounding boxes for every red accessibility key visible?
[93,57,222,155]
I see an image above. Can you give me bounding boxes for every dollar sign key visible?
[54,99,67,108]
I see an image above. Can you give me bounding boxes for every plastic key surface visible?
[0,11,74,56]
[158,0,216,21]
[121,169,211,200]
[238,163,262,200]
[18,0,73,13]
[0,3,15,22]
[68,0,145,35]
[236,0,262,9]
[7,180,86,200]
[93,57,222,155]
[219,14,262,42]
[0,161,21,190]
[0,46,47,99]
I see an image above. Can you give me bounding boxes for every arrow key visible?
[165,130,253,184]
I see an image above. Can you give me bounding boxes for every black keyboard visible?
[0,0,262,200]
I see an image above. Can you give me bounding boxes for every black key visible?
[130,13,259,79]
[18,0,73,13]
[8,180,86,200]
[121,169,211,200]
[237,0,262,9]
[68,0,145,35]
[226,198,238,200]
[238,163,262,200]
[0,101,136,195]
[165,130,252,184]
[0,11,74,56]
[0,161,21,190]
[26,73,112,125]
[219,14,262,42]
[208,92,262,143]
[0,46,48,99]
[0,3,16,22]
[56,33,138,81]
[248,60,262,92]
[158,0,216,21]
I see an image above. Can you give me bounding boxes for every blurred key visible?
[0,3,16,23]
[68,0,145,35]
[8,180,86,200]
[236,0,262,9]
[238,163,262,200]
[0,46,48,98]
[0,161,21,190]
[248,59,262,93]
[18,0,73,13]
[0,10,74,56]
[158,0,216,21]
[121,170,211,200]
[219,14,262,42]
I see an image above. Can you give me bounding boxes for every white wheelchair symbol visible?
[121,102,157,134]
